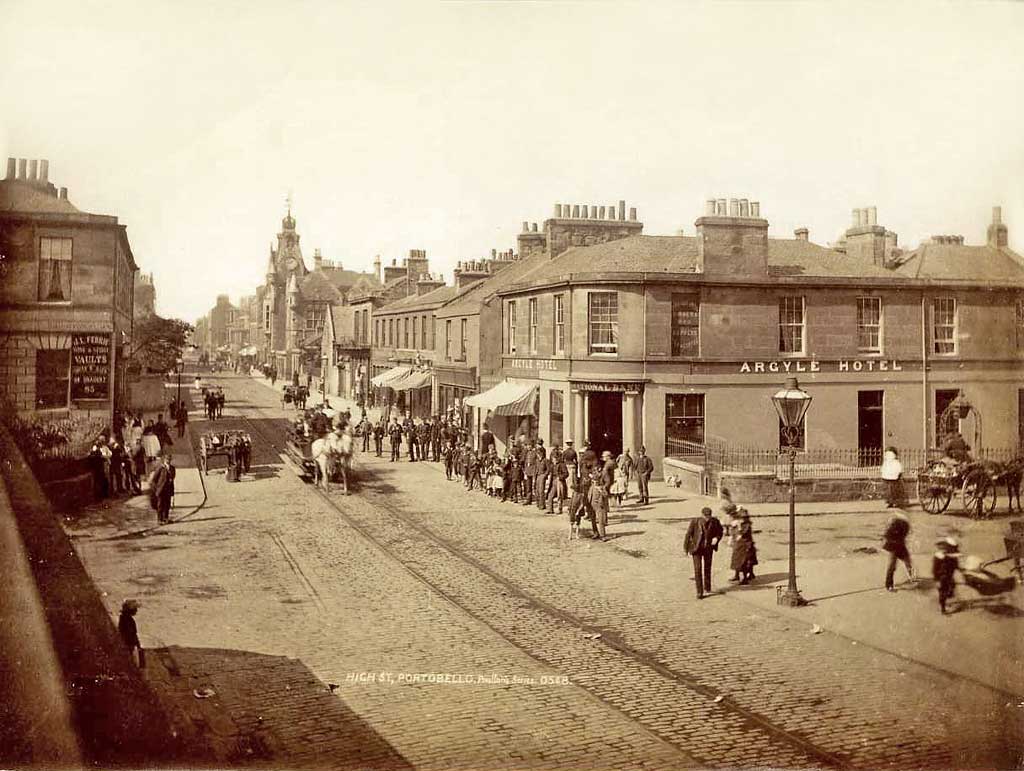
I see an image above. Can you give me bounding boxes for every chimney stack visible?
[373,254,381,282]
[59,187,67,200]
[17,159,27,179]
[794,228,809,241]
[39,159,49,183]
[5,158,14,179]
[987,205,1009,248]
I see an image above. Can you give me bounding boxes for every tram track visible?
[232,390,848,770]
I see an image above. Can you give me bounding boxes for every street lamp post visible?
[771,377,813,607]
[175,357,184,409]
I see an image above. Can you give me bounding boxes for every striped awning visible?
[391,369,432,391]
[371,365,412,387]
[464,380,538,416]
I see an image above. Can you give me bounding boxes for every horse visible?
[999,456,1024,512]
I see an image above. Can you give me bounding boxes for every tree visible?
[127,316,192,374]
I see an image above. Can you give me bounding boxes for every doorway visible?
[587,391,623,457]
[857,390,884,465]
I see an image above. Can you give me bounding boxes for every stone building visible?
[493,198,1024,482]
[0,157,136,424]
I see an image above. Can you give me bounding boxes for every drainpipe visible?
[921,293,929,452]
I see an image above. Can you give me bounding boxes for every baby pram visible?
[958,554,1017,600]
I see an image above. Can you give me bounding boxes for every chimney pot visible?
[705,199,716,216]
[795,227,809,241]
[554,204,562,217]
[5,158,15,179]
[59,187,67,200]
[629,207,637,221]
[739,198,749,217]
[589,205,597,219]
[717,198,727,215]
[751,201,760,217]
[561,203,569,218]
[618,200,626,221]
[599,206,606,219]
[39,159,48,183]
[491,249,497,258]
[993,206,1002,225]
[581,205,589,219]
[608,203,616,219]
[17,159,27,179]
[728,199,738,217]
[868,206,877,226]
[392,258,397,266]
[531,222,538,232]
[28,160,37,180]
[572,205,580,218]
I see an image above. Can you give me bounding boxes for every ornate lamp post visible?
[771,377,813,607]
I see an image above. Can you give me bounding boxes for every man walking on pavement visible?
[684,506,724,599]
[150,452,176,525]
[373,419,385,457]
[535,439,549,511]
[635,446,654,505]
[547,447,568,515]
[388,419,403,462]
[523,440,538,505]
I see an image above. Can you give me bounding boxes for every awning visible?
[371,365,412,387]
[238,345,257,356]
[391,369,432,391]
[464,380,538,416]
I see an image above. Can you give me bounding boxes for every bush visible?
[4,412,109,466]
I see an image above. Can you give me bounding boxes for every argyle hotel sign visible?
[738,359,904,374]
[70,333,111,400]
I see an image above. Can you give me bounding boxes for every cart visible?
[916,458,1000,518]
[284,430,318,479]
[199,430,252,475]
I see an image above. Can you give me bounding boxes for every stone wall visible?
[715,470,888,504]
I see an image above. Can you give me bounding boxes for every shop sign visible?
[70,333,110,400]
[738,359,903,374]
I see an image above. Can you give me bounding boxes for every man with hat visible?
[683,506,724,599]
[150,452,176,524]
[635,446,654,505]
[561,439,577,467]
[600,450,617,496]
[580,440,598,476]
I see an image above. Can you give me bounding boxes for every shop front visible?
[465,380,539,452]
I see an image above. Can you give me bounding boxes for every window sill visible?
[777,352,806,358]
[35,300,73,306]
[588,352,619,358]
[857,350,884,356]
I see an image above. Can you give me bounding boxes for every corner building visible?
[496,199,1024,479]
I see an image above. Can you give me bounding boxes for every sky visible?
[2,1,1022,322]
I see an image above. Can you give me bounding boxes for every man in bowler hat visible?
[684,506,724,599]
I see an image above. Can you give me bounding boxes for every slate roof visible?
[376,284,458,315]
[329,305,354,341]
[320,265,380,293]
[438,254,555,318]
[497,234,1024,290]
[298,270,344,303]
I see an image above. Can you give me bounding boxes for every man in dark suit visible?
[684,506,724,599]
[150,453,176,524]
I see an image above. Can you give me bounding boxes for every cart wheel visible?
[962,470,996,519]
[917,467,951,514]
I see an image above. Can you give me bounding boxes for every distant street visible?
[65,373,1024,770]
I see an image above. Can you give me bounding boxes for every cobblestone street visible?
[65,374,1024,770]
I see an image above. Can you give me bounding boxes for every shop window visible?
[508,302,517,354]
[588,292,618,355]
[671,293,700,356]
[550,390,564,447]
[778,296,805,354]
[554,294,565,354]
[39,237,73,301]
[35,348,70,409]
[933,297,956,354]
[665,393,704,456]
[857,297,881,353]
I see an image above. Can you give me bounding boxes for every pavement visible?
[62,371,1024,770]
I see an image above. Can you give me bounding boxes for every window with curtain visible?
[588,292,618,354]
[38,237,73,301]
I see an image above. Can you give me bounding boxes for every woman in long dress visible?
[729,509,758,584]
